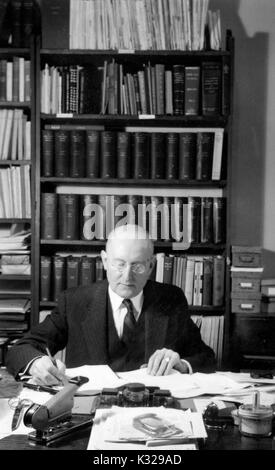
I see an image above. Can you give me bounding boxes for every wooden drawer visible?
[233,317,275,356]
[231,277,261,294]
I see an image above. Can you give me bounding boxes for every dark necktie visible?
[121,298,136,344]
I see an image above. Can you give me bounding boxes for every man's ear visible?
[101,250,108,270]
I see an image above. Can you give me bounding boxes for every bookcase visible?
[30,18,234,370]
[0,38,35,357]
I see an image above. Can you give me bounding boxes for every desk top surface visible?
[1,367,275,451]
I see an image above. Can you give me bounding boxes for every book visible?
[212,256,225,306]
[10,0,22,47]
[0,298,30,313]
[127,195,142,226]
[116,131,131,179]
[100,131,116,178]
[41,129,54,177]
[21,0,34,47]
[201,62,221,116]
[0,0,10,47]
[52,255,65,302]
[184,66,200,115]
[79,256,96,286]
[201,197,213,243]
[150,132,165,179]
[41,0,70,49]
[202,257,213,306]
[213,197,226,244]
[86,130,100,178]
[165,133,178,179]
[172,65,185,115]
[178,132,196,180]
[66,255,80,289]
[133,132,149,179]
[189,197,201,243]
[41,193,58,240]
[70,129,85,177]
[211,128,224,180]
[58,194,79,240]
[54,130,70,177]
[40,256,52,302]
[196,132,214,180]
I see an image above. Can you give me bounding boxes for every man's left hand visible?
[146,348,189,376]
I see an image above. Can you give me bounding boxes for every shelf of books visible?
[32,1,234,369]
[0,27,35,362]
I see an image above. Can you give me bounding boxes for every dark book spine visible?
[66,256,80,289]
[41,193,58,239]
[184,66,200,116]
[79,256,95,286]
[196,132,214,180]
[58,194,79,240]
[201,197,213,243]
[202,257,213,306]
[163,255,174,284]
[97,195,107,240]
[41,0,69,49]
[117,131,131,178]
[10,0,22,47]
[172,65,185,115]
[150,132,165,179]
[165,133,178,179]
[21,0,34,47]
[0,60,7,101]
[127,195,142,226]
[133,132,150,179]
[54,130,70,177]
[222,57,231,116]
[100,131,116,178]
[189,196,201,243]
[70,129,85,177]
[155,64,165,115]
[213,197,226,244]
[178,132,197,180]
[40,256,52,301]
[86,130,100,178]
[212,256,225,306]
[202,62,222,116]
[80,194,98,241]
[12,56,19,102]
[53,255,66,302]
[139,195,151,235]
[41,129,54,177]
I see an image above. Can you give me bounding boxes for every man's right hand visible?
[29,356,66,385]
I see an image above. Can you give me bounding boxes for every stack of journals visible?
[0,298,30,337]
[0,254,30,275]
[261,279,275,314]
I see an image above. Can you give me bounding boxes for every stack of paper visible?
[87,406,206,450]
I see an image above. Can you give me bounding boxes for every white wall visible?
[211,0,275,275]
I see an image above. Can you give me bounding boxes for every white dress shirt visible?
[108,286,144,338]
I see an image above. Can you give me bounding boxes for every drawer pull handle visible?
[240,303,254,310]
[239,282,253,288]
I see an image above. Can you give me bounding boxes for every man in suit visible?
[6,224,215,385]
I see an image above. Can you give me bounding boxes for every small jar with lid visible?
[238,404,273,437]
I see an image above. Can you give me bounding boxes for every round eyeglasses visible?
[110,261,147,274]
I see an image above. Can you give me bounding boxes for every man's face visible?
[101,238,154,298]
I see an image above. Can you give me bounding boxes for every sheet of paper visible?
[66,365,124,391]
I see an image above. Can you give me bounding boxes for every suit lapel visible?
[81,281,109,363]
[143,282,169,360]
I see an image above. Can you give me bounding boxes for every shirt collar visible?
[108,286,144,314]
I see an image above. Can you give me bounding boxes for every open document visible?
[65,365,254,397]
[88,406,206,450]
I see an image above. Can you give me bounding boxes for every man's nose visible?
[122,264,134,281]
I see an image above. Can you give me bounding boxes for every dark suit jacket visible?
[6,280,216,377]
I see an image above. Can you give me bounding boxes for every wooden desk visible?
[1,368,275,451]
[0,423,274,451]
